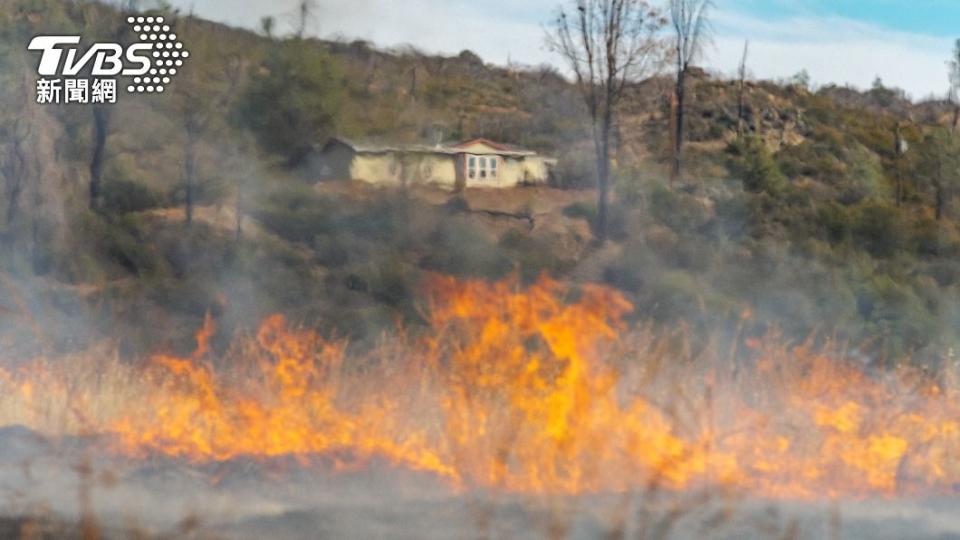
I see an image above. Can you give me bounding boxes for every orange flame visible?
[1,275,959,500]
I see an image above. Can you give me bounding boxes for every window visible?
[465,155,499,181]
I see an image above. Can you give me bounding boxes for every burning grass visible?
[0,275,958,501]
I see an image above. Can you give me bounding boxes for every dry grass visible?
[0,276,957,538]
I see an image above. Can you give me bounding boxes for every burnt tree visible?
[949,39,960,133]
[737,39,749,138]
[548,0,663,241]
[669,0,711,187]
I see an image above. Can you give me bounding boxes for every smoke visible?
[3,3,960,539]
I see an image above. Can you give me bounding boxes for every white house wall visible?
[323,145,552,189]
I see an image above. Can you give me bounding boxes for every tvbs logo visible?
[28,15,190,105]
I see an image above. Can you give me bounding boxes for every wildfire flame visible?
[1,275,958,500]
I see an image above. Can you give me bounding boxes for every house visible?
[315,137,556,190]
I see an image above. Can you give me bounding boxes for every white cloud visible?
[170,0,954,100]
[174,0,558,67]
[313,0,556,66]
[706,9,952,100]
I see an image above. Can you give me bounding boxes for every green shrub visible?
[852,202,905,258]
[312,233,354,268]
[816,201,853,244]
[65,212,169,281]
[102,179,163,215]
[563,201,596,222]
[253,183,335,243]
[649,186,711,234]
[603,239,658,293]
[419,219,511,279]
[728,136,787,195]
[239,40,344,166]
[614,167,650,206]
[837,143,887,205]
[925,260,960,287]
[498,230,573,281]
[551,149,596,189]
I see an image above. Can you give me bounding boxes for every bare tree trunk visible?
[548,0,664,241]
[895,169,903,208]
[671,68,686,187]
[235,164,244,243]
[184,134,197,225]
[3,120,27,230]
[89,105,110,211]
[668,0,712,187]
[410,66,418,101]
[365,55,378,93]
[595,116,612,242]
[936,158,945,221]
[737,89,746,138]
[296,0,316,38]
[737,41,748,138]
[953,104,960,134]
[235,205,244,243]
[936,182,945,221]
[894,123,903,208]
[30,180,43,274]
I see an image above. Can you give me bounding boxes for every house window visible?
[465,155,500,181]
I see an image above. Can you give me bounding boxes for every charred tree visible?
[183,122,199,225]
[949,39,960,133]
[548,0,663,241]
[296,0,317,39]
[893,123,905,208]
[737,40,749,138]
[88,104,110,211]
[669,0,711,187]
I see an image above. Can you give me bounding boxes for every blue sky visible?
[723,0,960,37]
[168,0,958,99]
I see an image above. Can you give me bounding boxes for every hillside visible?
[1,0,960,365]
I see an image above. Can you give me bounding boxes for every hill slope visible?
[1,0,959,364]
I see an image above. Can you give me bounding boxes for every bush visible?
[551,149,596,189]
[562,201,596,222]
[855,272,939,358]
[852,202,905,258]
[925,260,960,287]
[776,138,887,205]
[603,239,657,293]
[239,40,344,167]
[649,186,711,234]
[253,182,336,243]
[837,143,887,205]
[614,167,650,206]
[101,177,163,215]
[498,230,572,281]
[815,201,853,245]
[65,212,169,281]
[728,136,787,195]
[419,219,511,279]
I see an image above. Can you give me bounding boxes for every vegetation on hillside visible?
[1,0,960,366]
